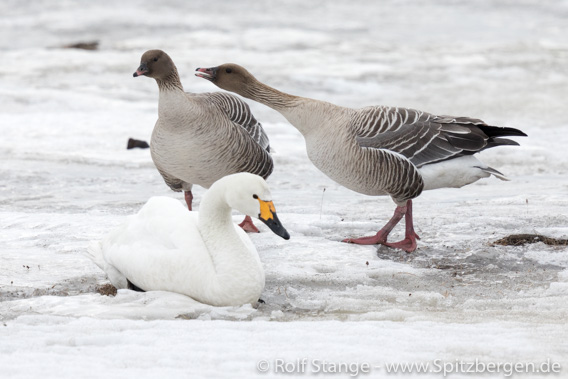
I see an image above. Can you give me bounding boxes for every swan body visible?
[87,173,289,306]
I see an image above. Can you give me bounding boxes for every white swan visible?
[87,173,290,307]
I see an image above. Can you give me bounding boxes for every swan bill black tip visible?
[260,212,290,240]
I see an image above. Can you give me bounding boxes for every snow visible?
[1,0,567,378]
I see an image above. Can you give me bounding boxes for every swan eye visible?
[225,68,232,74]
[252,194,258,199]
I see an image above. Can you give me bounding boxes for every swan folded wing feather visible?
[103,198,215,293]
[206,92,271,152]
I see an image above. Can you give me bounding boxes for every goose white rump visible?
[87,173,289,307]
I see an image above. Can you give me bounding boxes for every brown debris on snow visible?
[62,41,99,50]
[493,234,568,247]
[96,284,117,296]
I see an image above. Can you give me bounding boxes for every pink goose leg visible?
[382,200,420,252]
[342,200,420,252]
[238,215,260,233]
[184,190,193,211]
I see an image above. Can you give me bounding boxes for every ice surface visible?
[1,0,567,378]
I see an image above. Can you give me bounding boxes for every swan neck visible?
[197,189,234,236]
[197,185,262,284]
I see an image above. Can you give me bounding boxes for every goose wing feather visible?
[205,92,271,152]
[353,106,519,168]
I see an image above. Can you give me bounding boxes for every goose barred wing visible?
[353,106,523,168]
[207,92,270,152]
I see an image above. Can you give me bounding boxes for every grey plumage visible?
[151,91,273,193]
[207,92,270,153]
[135,50,273,197]
[353,106,524,169]
[196,63,527,251]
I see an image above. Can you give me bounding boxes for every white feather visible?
[419,155,493,191]
[86,174,277,307]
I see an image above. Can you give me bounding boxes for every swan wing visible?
[99,197,214,292]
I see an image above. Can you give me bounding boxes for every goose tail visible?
[477,166,510,181]
[478,125,527,138]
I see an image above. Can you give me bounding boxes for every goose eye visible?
[252,194,258,199]
[153,57,158,62]
[225,68,232,74]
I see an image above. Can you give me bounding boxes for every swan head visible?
[218,173,290,240]
[195,63,254,94]
[133,49,175,80]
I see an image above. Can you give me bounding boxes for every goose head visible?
[219,173,290,240]
[195,63,253,94]
[133,49,175,79]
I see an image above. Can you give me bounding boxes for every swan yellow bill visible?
[259,200,276,221]
[257,199,289,240]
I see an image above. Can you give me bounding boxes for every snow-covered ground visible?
[1,0,567,378]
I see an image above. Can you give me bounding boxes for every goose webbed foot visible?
[342,231,388,245]
[382,232,420,253]
[342,200,419,253]
[239,215,260,233]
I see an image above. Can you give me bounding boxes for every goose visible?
[133,50,273,233]
[195,64,527,252]
[87,173,290,307]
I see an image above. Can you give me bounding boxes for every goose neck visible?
[240,77,299,111]
[239,77,339,137]
[157,74,196,122]
[156,66,184,92]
